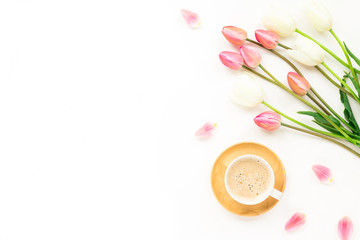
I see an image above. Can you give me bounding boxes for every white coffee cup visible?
[224,154,282,205]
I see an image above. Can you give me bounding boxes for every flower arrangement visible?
[186,1,358,238]
[218,1,360,159]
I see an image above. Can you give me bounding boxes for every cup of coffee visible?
[224,154,282,205]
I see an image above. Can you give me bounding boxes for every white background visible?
[0,0,360,239]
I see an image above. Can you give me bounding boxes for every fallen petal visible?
[195,122,217,138]
[285,212,306,232]
[181,9,200,28]
[312,164,333,183]
[338,216,353,240]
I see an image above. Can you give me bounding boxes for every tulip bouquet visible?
[219,1,360,158]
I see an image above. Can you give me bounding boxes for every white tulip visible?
[262,4,296,37]
[230,73,264,107]
[287,37,325,66]
[305,1,332,32]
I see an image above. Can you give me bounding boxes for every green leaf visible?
[339,80,360,134]
[312,120,340,134]
[344,42,360,67]
[343,72,360,95]
[297,111,341,127]
[297,110,360,139]
[313,120,360,140]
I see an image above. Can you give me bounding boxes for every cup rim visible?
[224,154,275,205]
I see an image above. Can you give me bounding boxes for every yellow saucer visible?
[211,142,286,217]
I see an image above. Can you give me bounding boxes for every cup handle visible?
[270,188,283,201]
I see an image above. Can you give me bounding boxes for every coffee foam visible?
[226,157,272,202]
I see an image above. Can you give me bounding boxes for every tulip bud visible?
[305,1,332,32]
[254,111,281,131]
[231,73,264,107]
[287,37,325,66]
[262,4,296,37]
[222,26,247,46]
[219,51,244,70]
[255,29,279,49]
[287,72,311,96]
[239,45,262,68]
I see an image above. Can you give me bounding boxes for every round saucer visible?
[211,142,286,217]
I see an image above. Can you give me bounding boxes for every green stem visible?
[262,101,356,143]
[242,66,278,85]
[321,62,359,102]
[315,65,355,100]
[329,29,360,96]
[278,42,291,50]
[271,39,358,98]
[295,29,348,68]
[270,49,303,77]
[281,123,360,157]
[244,66,330,115]
[306,93,331,116]
[246,38,303,77]
[247,38,354,99]
[245,38,354,130]
[245,66,353,131]
[259,64,354,142]
[310,87,356,132]
[275,38,360,74]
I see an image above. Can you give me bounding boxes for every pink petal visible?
[222,26,247,46]
[195,122,217,138]
[254,111,281,131]
[338,216,353,240]
[285,212,306,232]
[238,45,262,68]
[181,9,200,28]
[219,51,244,70]
[255,29,279,49]
[312,164,333,183]
[287,72,311,96]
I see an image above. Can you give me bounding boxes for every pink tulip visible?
[181,9,200,28]
[312,164,333,183]
[219,51,244,70]
[239,45,262,68]
[287,72,311,96]
[195,122,217,138]
[255,29,279,49]
[285,212,306,232]
[222,26,247,46]
[338,217,353,240]
[254,111,281,131]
